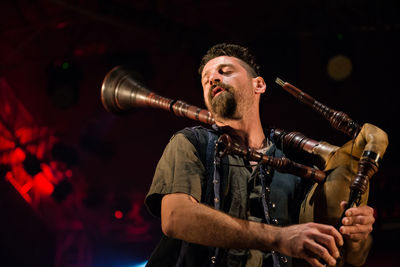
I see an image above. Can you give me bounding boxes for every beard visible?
[208,82,240,120]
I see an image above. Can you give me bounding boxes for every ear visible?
[253,77,266,94]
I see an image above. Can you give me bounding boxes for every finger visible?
[345,205,374,217]
[304,240,337,266]
[315,224,344,247]
[312,233,341,259]
[340,224,373,236]
[342,214,375,226]
[339,227,370,241]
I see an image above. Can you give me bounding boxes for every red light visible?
[65,169,72,178]
[74,48,84,57]
[114,210,123,219]
[53,60,62,66]
[98,44,106,54]
[33,173,54,196]
[10,147,26,164]
[56,22,68,29]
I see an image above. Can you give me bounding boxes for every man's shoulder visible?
[171,125,220,167]
[175,125,219,146]
[177,125,218,136]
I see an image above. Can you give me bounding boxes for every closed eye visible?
[219,67,233,75]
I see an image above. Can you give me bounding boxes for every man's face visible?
[201,56,255,120]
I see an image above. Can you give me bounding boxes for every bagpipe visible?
[101,65,389,266]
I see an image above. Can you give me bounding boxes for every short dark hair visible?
[198,43,261,77]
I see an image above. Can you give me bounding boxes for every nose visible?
[208,71,221,86]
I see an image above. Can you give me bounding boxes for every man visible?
[144,43,375,267]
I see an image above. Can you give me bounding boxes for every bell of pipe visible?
[101,65,151,113]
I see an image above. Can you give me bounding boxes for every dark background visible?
[0,0,399,266]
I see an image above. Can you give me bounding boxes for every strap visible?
[206,130,219,207]
[260,165,281,267]
[210,132,221,266]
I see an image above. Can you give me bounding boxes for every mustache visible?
[211,82,232,92]
[209,82,235,100]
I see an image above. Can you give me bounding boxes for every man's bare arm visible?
[161,193,344,267]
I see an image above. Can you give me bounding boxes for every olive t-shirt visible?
[145,132,258,221]
[145,133,205,218]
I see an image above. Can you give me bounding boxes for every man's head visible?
[198,43,260,78]
[199,43,265,121]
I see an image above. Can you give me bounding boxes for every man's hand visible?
[339,201,375,266]
[277,223,343,267]
[339,201,375,241]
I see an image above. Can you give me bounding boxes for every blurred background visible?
[0,0,399,266]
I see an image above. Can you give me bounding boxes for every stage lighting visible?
[327,54,352,81]
[129,261,148,267]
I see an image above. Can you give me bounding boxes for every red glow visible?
[4,102,11,115]
[74,48,84,57]
[10,147,26,164]
[129,202,144,224]
[20,180,33,193]
[33,173,54,196]
[5,172,32,203]
[98,44,106,54]
[56,22,68,29]
[73,44,107,57]
[114,210,123,219]
[65,169,73,178]
[41,163,57,183]
[53,60,62,66]
[34,141,47,160]
[15,127,34,144]
[0,137,14,152]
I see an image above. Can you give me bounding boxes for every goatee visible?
[209,82,239,119]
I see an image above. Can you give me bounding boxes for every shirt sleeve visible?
[144,133,206,218]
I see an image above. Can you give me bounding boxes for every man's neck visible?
[214,113,266,149]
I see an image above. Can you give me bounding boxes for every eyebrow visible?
[202,63,235,81]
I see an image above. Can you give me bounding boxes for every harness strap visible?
[260,165,281,267]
